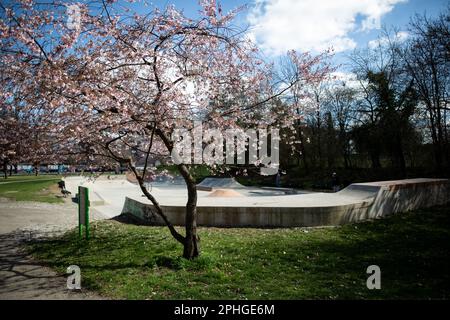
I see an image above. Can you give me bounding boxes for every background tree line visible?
[273,9,450,189]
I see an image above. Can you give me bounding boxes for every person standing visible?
[331,172,340,192]
[275,169,281,187]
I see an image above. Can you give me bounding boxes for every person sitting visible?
[58,180,71,198]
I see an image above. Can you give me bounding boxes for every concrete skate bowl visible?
[196,177,302,196]
[121,178,450,228]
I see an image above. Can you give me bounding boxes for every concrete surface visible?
[0,200,107,299]
[63,176,450,228]
[63,176,312,217]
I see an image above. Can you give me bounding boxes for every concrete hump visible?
[337,184,381,200]
[197,177,245,191]
[208,189,244,197]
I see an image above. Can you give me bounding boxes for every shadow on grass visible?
[256,208,450,298]
[23,206,450,299]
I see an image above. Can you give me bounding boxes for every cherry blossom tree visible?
[0,0,329,259]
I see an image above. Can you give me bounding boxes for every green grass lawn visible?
[0,174,61,182]
[0,175,63,203]
[26,206,450,299]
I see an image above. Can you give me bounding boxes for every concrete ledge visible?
[121,197,374,227]
[121,178,450,228]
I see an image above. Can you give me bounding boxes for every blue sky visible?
[145,0,447,60]
[4,0,447,72]
[6,0,447,59]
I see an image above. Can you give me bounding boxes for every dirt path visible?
[0,200,107,299]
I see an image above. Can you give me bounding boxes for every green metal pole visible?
[85,187,90,240]
[78,186,82,239]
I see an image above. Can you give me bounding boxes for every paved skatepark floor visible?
[62,176,450,228]
[63,176,340,217]
[63,176,381,218]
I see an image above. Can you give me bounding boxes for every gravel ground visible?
[0,199,108,299]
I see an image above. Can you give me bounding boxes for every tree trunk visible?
[316,112,322,168]
[427,106,442,171]
[3,161,7,179]
[298,130,308,170]
[342,136,351,169]
[131,165,186,246]
[296,109,308,170]
[443,108,449,168]
[370,150,381,169]
[156,128,200,259]
[396,137,406,178]
[178,164,200,259]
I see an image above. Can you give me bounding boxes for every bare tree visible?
[325,83,358,169]
[402,9,450,170]
[349,27,416,174]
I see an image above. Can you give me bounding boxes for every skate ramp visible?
[337,183,381,200]
[197,177,245,191]
[208,189,244,197]
[363,178,450,218]
[197,177,303,195]
[122,178,450,228]
[64,176,450,227]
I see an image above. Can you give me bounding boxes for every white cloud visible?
[368,31,409,48]
[247,0,407,56]
[330,71,361,89]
